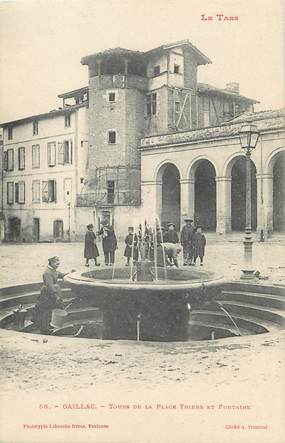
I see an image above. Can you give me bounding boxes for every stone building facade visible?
[140,109,285,237]
[1,89,89,242]
[1,40,283,241]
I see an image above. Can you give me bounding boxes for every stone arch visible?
[223,152,258,178]
[266,146,285,174]
[154,159,183,182]
[266,147,285,232]
[188,157,217,231]
[188,155,218,181]
[156,162,181,230]
[229,155,257,231]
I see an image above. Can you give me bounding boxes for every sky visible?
[0,0,284,123]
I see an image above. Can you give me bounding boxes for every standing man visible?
[99,220,118,266]
[84,224,100,267]
[34,256,66,333]
[180,218,195,266]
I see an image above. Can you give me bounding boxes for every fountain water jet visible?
[65,219,225,341]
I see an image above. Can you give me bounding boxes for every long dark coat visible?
[84,230,99,259]
[99,225,118,253]
[192,232,206,258]
[180,224,195,245]
[34,267,65,331]
[124,233,139,260]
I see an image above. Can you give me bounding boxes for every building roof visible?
[0,103,86,128]
[81,40,211,66]
[81,47,144,65]
[197,83,259,104]
[144,40,211,65]
[221,108,285,124]
[57,86,88,99]
[140,108,285,149]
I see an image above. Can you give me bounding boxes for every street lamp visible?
[238,123,260,279]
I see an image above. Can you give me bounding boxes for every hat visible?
[87,223,94,229]
[48,256,60,263]
[167,222,175,227]
[184,218,193,222]
[128,226,134,230]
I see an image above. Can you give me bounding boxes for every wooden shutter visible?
[42,181,48,202]
[32,181,40,203]
[48,143,56,166]
[48,180,56,202]
[58,142,64,165]
[7,182,14,204]
[18,181,25,204]
[8,149,14,171]
[3,151,8,171]
[15,183,19,203]
[18,147,25,170]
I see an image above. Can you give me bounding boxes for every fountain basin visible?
[64,266,226,341]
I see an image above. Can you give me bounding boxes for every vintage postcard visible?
[0,0,284,442]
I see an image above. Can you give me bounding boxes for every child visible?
[124,227,139,266]
[192,226,206,266]
[163,222,180,267]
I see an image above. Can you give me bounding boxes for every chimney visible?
[225,82,239,94]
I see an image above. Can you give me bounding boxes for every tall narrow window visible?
[18,147,25,170]
[42,180,56,202]
[7,149,14,171]
[107,180,115,204]
[15,183,19,203]
[32,180,41,203]
[15,181,25,204]
[3,151,8,171]
[47,142,56,167]
[174,64,180,74]
[7,182,14,204]
[153,65,160,76]
[8,127,13,140]
[32,145,40,168]
[58,140,72,164]
[175,101,181,113]
[146,93,157,116]
[33,120,38,136]
[108,131,116,144]
[108,92,116,102]
[64,113,71,128]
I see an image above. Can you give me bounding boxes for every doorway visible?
[32,218,40,242]
[53,220,64,240]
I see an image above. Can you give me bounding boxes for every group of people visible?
[84,221,118,267]
[84,218,206,268]
[34,219,206,334]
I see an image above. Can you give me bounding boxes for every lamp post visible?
[238,123,260,280]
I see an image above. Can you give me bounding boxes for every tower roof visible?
[81,40,211,66]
